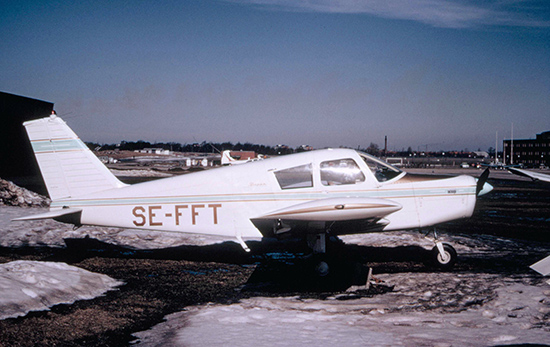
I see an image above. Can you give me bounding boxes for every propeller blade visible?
[476,168,490,196]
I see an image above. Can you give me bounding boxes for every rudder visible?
[24,115,126,201]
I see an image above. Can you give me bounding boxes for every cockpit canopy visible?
[273,150,403,190]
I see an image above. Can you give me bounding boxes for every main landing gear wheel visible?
[314,260,330,277]
[431,243,457,270]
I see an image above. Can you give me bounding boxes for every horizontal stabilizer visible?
[257,197,402,222]
[13,208,82,224]
[530,255,550,277]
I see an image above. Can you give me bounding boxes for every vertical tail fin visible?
[23,115,126,201]
[221,150,236,165]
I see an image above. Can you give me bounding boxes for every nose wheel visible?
[431,242,457,270]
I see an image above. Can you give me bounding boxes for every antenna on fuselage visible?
[209,143,222,154]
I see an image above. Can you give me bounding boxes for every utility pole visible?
[511,123,514,165]
[495,131,498,164]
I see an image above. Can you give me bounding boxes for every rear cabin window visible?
[274,164,313,189]
[320,159,365,186]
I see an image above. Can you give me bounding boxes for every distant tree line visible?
[85,140,295,155]
[85,139,489,159]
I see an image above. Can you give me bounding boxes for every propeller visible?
[476,168,491,196]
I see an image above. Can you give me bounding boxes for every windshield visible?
[358,152,403,182]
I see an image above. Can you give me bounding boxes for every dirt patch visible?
[0,256,252,346]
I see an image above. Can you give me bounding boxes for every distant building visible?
[298,145,313,151]
[135,148,171,155]
[185,158,211,167]
[386,157,404,167]
[275,144,292,155]
[503,131,550,167]
[98,156,118,164]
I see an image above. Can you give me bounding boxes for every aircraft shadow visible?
[3,236,539,293]
[55,237,423,291]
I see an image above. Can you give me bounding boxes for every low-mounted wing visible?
[531,255,550,277]
[256,197,402,222]
[508,168,550,183]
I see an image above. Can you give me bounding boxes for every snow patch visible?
[0,261,122,320]
[134,274,550,346]
[135,303,397,347]
[0,178,50,207]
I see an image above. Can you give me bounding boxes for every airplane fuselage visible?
[48,149,478,240]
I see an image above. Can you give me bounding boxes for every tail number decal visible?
[132,204,222,227]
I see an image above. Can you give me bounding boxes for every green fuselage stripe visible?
[51,186,475,208]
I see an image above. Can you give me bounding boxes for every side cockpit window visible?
[320,159,365,186]
[274,164,313,189]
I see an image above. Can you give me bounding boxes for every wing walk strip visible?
[51,187,476,208]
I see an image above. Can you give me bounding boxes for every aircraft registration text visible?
[132,204,222,227]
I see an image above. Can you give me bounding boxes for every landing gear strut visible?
[306,230,367,287]
[307,232,331,277]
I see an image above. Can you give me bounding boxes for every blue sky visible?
[2,0,549,151]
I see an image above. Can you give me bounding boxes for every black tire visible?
[314,260,330,277]
[431,243,457,270]
[301,252,369,290]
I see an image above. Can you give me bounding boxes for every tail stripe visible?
[30,138,87,153]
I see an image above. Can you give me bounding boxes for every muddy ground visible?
[0,176,549,346]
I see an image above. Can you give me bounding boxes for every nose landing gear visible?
[431,242,457,270]
[425,228,457,270]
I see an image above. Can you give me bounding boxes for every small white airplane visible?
[480,162,520,170]
[221,150,263,165]
[15,115,493,275]
[508,167,550,184]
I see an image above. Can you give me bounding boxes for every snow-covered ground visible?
[134,273,550,346]
[0,260,122,320]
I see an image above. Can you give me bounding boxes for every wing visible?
[531,255,550,277]
[508,168,550,183]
